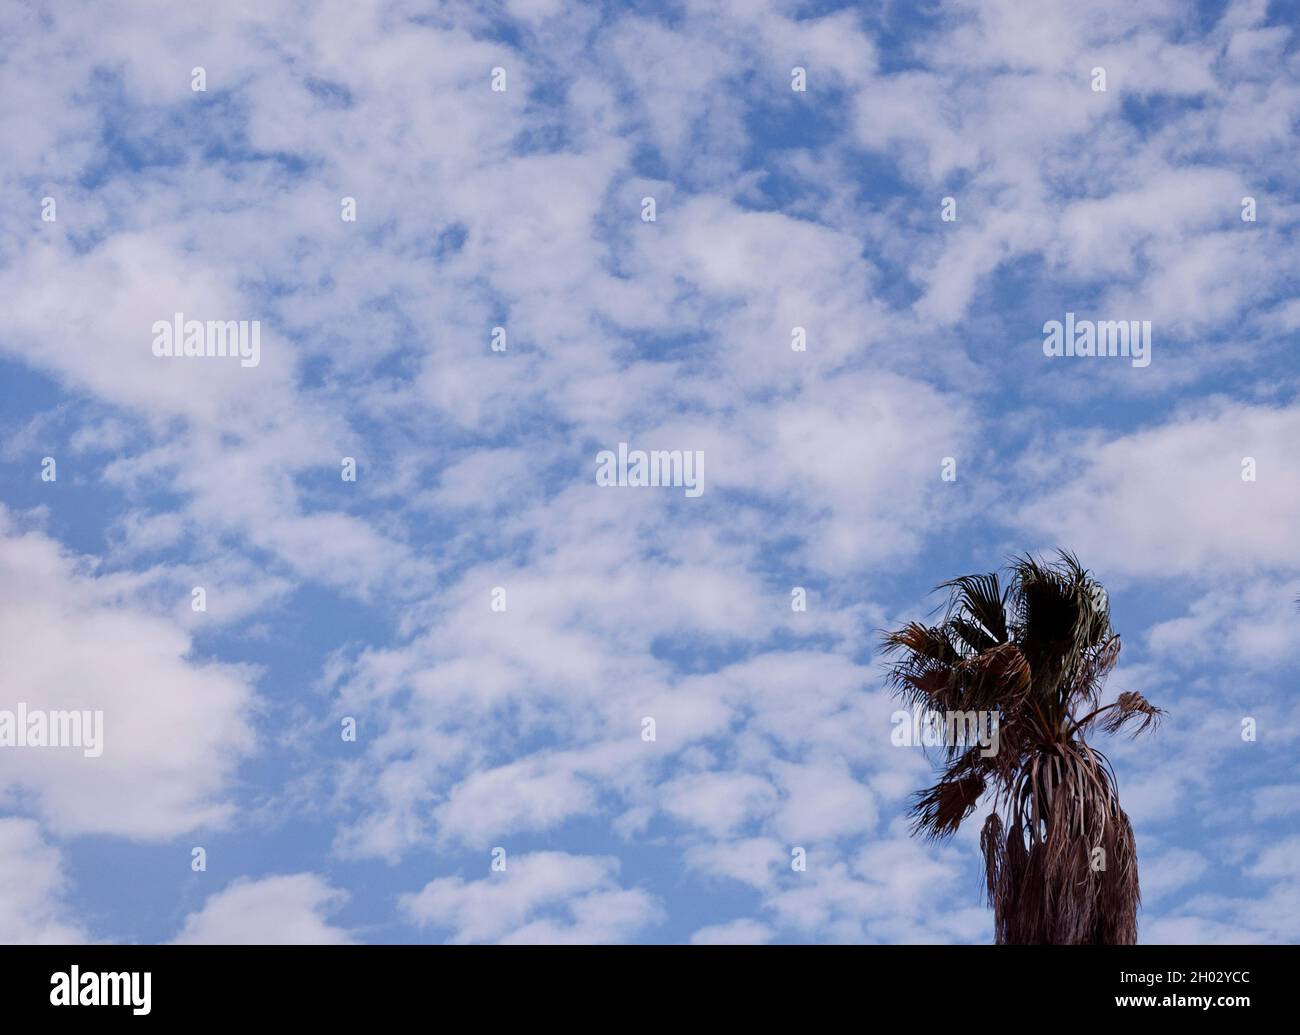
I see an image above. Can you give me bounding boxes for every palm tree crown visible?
[881,551,1162,944]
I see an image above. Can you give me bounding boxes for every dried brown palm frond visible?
[909,747,989,841]
[1098,691,1165,737]
[881,551,1161,945]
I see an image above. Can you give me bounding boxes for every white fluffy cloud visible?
[1016,401,1300,578]
[0,510,255,838]
[172,874,352,945]
[690,918,774,945]
[400,852,661,944]
[0,819,88,944]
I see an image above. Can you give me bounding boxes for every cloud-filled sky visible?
[0,0,1297,944]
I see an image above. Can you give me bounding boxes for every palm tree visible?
[880,551,1162,944]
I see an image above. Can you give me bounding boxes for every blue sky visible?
[0,0,1298,944]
